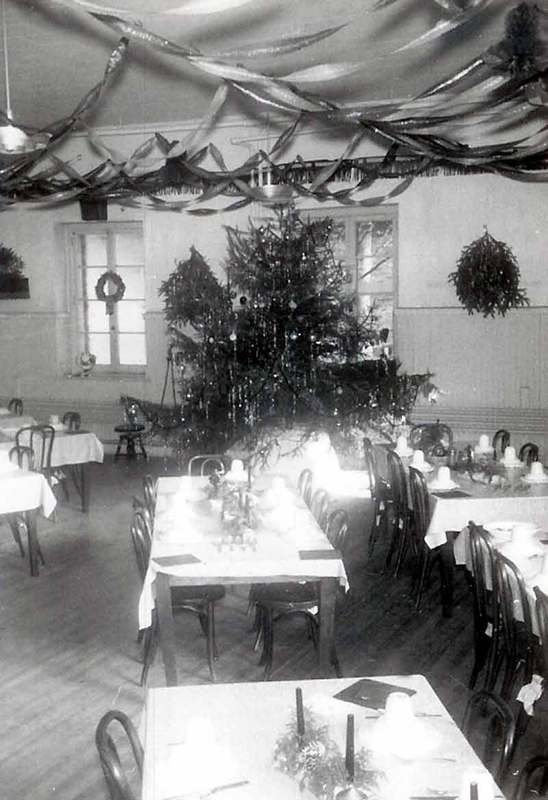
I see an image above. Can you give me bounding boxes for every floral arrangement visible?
[448,229,529,318]
[0,244,25,275]
[274,707,379,800]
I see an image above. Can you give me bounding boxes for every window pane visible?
[88,333,111,365]
[115,233,143,265]
[117,267,145,299]
[82,235,108,266]
[118,334,146,365]
[87,301,110,333]
[358,294,393,341]
[117,301,145,332]
[356,220,393,293]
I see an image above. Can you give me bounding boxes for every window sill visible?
[63,370,147,381]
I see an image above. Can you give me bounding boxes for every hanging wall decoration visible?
[448,228,529,317]
[0,242,29,298]
[95,270,126,315]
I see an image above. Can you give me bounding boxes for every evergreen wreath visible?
[95,270,126,314]
[448,229,529,318]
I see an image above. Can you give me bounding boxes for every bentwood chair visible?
[363,438,388,560]
[187,454,229,476]
[489,552,536,703]
[95,710,143,800]
[310,487,330,532]
[386,449,411,575]
[131,510,225,685]
[513,755,548,799]
[15,425,55,489]
[492,429,511,459]
[467,522,498,689]
[461,690,516,786]
[62,411,81,431]
[250,508,346,680]
[533,585,548,680]
[408,465,434,611]
[7,397,23,416]
[519,442,540,466]
[298,468,314,507]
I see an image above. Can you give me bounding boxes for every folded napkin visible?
[431,489,471,499]
[333,678,416,710]
[153,554,202,567]
[299,549,342,560]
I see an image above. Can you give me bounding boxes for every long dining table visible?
[141,674,505,800]
[0,426,104,512]
[138,475,348,686]
[0,465,56,575]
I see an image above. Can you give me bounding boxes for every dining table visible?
[141,674,505,800]
[0,426,104,512]
[138,475,348,686]
[0,464,56,575]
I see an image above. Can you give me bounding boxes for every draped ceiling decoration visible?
[1,0,548,212]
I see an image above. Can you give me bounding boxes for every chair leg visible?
[414,548,430,612]
[140,621,158,686]
[137,436,148,460]
[8,515,25,558]
[114,438,122,461]
[260,608,274,680]
[205,602,217,682]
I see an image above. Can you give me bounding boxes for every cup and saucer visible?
[409,449,434,474]
[522,462,548,485]
[428,466,459,492]
[393,435,413,459]
[473,434,494,457]
[500,446,522,469]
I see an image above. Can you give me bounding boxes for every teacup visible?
[49,414,60,426]
[477,434,490,452]
[395,435,410,455]
[503,446,518,465]
[530,462,546,479]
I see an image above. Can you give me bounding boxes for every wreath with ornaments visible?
[95,270,126,315]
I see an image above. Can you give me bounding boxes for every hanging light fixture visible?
[0,0,50,155]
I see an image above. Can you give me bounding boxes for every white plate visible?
[428,479,459,492]
[522,473,548,484]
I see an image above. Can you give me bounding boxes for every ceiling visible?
[3,0,519,132]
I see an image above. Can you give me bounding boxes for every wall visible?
[0,119,546,452]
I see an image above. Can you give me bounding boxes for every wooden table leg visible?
[156,572,178,687]
[80,464,90,513]
[440,533,456,618]
[25,509,40,577]
[318,577,338,677]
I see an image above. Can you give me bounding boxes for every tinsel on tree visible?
[159,207,433,462]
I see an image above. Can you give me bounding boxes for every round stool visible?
[114,424,147,460]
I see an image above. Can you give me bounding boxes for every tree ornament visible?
[448,228,529,317]
[95,270,126,315]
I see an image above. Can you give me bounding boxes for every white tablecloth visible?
[0,467,56,516]
[0,415,36,431]
[142,675,501,800]
[0,429,104,467]
[138,476,348,629]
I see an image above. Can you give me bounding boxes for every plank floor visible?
[1,457,547,799]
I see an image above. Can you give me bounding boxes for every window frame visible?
[301,205,399,355]
[65,221,147,375]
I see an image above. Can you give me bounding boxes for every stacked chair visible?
[384,448,411,575]
[461,690,516,788]
[131,474,225,684]
[363,438,388,562]
[96,710,143,800]
[467,522,497,689]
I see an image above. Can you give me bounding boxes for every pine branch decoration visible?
[448,229,529,317]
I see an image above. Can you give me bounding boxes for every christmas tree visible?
[159,207,432,464]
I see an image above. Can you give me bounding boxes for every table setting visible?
[141,676,503,800]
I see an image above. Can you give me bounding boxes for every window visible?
[68,223,146,370]
[304,206,397,355]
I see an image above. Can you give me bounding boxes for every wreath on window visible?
[95,270,126,315]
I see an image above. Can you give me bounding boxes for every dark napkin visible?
[333,678,416,710]
[153,554,201,567]
[431,489,471,499]
[299,549,342,560]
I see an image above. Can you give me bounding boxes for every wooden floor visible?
[1,457,547,799]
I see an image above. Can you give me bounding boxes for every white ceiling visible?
[2,0,522,132]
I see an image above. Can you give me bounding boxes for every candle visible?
[296,687,305,737]
[345,714,354,782]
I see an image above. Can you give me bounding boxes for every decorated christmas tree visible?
[159,207,433,464]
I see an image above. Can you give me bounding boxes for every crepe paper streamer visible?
[213,24,346,59]
[89,12,201,57]
[345,714,355,782]
[280,62,363,84]
[48,0,142,23]
[295,688,305,737]
[152,0,256,14]
[394,1,494,53]
[171,83,229,160]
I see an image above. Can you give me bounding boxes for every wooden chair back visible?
[385,449,408,516]
[16,425,55,475]
[408,466,430,541]
[461,689,516,785]
[9,444,34,471]
[130,512,152,583]
[7,397,23,415]
[187,454,228,476]
[325,509,349,551]
[534,585,548,680]
[492,429,511,459]
[468,522,497,634]
[297,468,313,506]
[142,474,157,518]
[519,442,539,466]
[513,755,548,800]
[62,411,81,431]
[310,487,330,531]
[95,710,143,800]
